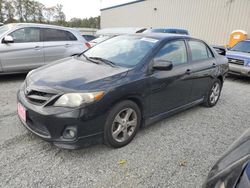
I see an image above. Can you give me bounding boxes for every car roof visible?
[126,32,193,41]
[151,28,188,31]
[5,23,78,32]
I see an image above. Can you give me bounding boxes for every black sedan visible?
[17,33,228,149]
[203,129,250,188]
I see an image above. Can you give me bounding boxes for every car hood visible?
[226,50,250,61]
[27,56,129,91]
[204,129,250,188]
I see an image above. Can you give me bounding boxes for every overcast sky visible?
[37,0,135,21]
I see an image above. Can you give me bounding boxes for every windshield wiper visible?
[88,57,117,67]
[82,54,100,64]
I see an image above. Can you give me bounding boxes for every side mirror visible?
[3,35,14,43]
[153,59,173,71]
[212,45,226,56]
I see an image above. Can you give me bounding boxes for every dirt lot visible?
[0,74,249,188]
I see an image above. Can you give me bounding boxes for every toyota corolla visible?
[17,33,228,149]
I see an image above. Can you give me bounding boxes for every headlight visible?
[53,92,104,108]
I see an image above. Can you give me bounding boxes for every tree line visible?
[0,0,100,28]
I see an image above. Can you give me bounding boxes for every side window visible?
[155,40,188,66]
[189,40,213,61]
[66,31,77,41]
[10,28,40,43]
[43,28,77,41]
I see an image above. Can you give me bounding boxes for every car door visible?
[42,28,76,64]
[149,40,193,117]
[0,27,44,72]
[187,40,217,101]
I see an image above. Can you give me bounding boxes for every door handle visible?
[34,46,41,50]
[65,44,71,47]
[185,69,192,75]
[212,63,216,67]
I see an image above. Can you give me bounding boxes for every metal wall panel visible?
[101,0,250,45]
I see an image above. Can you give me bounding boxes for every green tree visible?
[0,0,100,28]
[0,0,4,22]
[54,4,65,25]
[4,0,15,22]
[14,0,24,22]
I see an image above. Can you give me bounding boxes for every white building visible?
[101,0,250,45]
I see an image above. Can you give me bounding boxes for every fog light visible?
[63,127,77,139]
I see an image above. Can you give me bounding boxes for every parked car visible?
[96,27,147,36]
[89,35,114,47]
[17,33,228,149]
[203,128,250,188]
[82,34,96,42]
[89,27,147,47]
[226,40,250,77]
[0,23,89,74]
[144,28,189,35]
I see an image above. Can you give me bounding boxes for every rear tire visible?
[204,79,222,107]
[104,100,141,148]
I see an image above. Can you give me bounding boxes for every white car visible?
[0,23,89,74]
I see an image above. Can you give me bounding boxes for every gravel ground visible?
[0,74,249,188]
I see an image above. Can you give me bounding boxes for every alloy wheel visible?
[209,82,221,104]
[111,108,138,143]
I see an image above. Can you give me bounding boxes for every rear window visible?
[82,35,96,42]
[43,28,77,41]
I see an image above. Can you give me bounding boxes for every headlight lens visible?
[246,61,250,67]
[53,92,104,107]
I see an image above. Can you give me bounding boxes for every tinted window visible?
[84,36,158,67]
[82,35,96,42]
[43,29,77,41]
[155,40,188,66]
[10,27,40,43]
[231,41,250,53]
[189,40,212,61]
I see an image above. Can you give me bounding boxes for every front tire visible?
[204,79,222,107]
[104,100,141,148]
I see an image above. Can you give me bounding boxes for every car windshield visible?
[0,25,11,36]
[90,36,111,43]
[230,41,250,53]
[84,35,158,67]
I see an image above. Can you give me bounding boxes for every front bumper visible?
[229,64,250,77]
[17,89,107,149]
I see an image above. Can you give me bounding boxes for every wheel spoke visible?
[122,129,129,141]
[114,114,123,124]
[112,125,123,139]
[127,119,137,127]
[125,108,133,121]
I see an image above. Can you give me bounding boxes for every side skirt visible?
[144,98,204,127]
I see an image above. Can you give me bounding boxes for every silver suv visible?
[0,23,88,74]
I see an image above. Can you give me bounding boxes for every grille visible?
[228,58,244,65]
[25,89,56,105]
